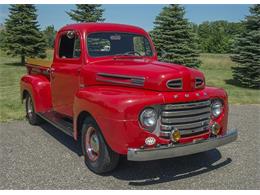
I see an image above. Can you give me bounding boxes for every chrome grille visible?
[167,79,182,89]
[160,100,211,138]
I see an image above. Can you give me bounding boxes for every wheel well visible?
[76,111,95,140]
[22,90,29,103]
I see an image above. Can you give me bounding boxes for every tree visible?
[0,24,5,49]
[42,25,56,48]
[67,4,105,23]
[231,5,260,88]
[150,5,201,68]
[197,21,244,53]
[2,5,46,65]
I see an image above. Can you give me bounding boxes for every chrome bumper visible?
[127,128,238,161]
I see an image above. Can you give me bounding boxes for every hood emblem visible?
[185,94,189,98]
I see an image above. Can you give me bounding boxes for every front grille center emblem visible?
[185,94,189,98]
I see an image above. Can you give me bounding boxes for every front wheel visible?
[25,94,42,125]
[81,118,119,174]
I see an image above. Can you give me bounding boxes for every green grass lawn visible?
[0,51,259,122]
[0,49,53,122]
[0,50,25,122]
[199,53,260,104]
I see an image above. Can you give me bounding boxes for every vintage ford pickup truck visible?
[20,23,238,173]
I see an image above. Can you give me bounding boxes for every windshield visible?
[87,32,153,57]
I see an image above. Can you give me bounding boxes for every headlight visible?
[139,108,157,130]
[211,99,223,118]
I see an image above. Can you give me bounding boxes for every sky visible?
[0,4,251,31]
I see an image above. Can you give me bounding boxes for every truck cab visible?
[20,23,237,173]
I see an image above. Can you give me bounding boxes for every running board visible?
[37,111,73,137]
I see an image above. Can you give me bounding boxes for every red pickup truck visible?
[20,23,237,173]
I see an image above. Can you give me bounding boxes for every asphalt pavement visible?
[0,105,259,189]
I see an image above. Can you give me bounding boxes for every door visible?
[50,30,83,117]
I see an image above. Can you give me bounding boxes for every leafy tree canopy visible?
[195,20,244,54]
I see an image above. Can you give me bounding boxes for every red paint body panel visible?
[81,59,205,92]
[72,86,228,154]
[20,74,52,112]
[20,23,229,155]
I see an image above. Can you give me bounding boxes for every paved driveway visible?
[0,105,259,189]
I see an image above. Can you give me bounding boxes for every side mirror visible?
[67,31,75,39]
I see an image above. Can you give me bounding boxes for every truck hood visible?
[83,58,205,92]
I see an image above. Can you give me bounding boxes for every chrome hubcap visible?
[85,127,100,161]
[27,96,33,118]
[90,134,99,153]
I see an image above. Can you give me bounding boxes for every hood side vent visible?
[195,77,204,88]
[96,73,145,87]
[167,79,182,90]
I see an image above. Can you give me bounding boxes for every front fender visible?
[73,86,229,154]
[20,75,52,113]
[73,86,164,154]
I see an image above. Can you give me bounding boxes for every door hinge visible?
[79,84,85,88]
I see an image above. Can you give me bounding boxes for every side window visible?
[133,36,153,56]
[59,31,81,58]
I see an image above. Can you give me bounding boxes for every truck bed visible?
[26,58,52,68]
[26,58,52,77]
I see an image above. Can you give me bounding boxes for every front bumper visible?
[127,128,238,161]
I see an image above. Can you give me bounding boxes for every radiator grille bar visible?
[160,100,211,138]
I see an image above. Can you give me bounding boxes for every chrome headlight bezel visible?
[139,107,158,131]
[211,99,224,118]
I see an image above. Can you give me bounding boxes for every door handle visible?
[47,67,55,73]
[48,68,55,79]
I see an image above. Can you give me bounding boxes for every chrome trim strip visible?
[163,100,211,110]
[160,126,208,136]
[96,78,144,86]
[97,72,145,80]
[161,119,209,129]
[162,107,210,117]
[127,128,238,161]
[96,72,145,86]
[161,112,210,124]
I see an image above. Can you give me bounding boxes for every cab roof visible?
[59,23,147,35]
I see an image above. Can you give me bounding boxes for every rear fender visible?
[20,75,52,113]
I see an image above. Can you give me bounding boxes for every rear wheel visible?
[81,118,119,174]
[25,94,42,125]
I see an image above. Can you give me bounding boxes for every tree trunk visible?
[21,55,25,65]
